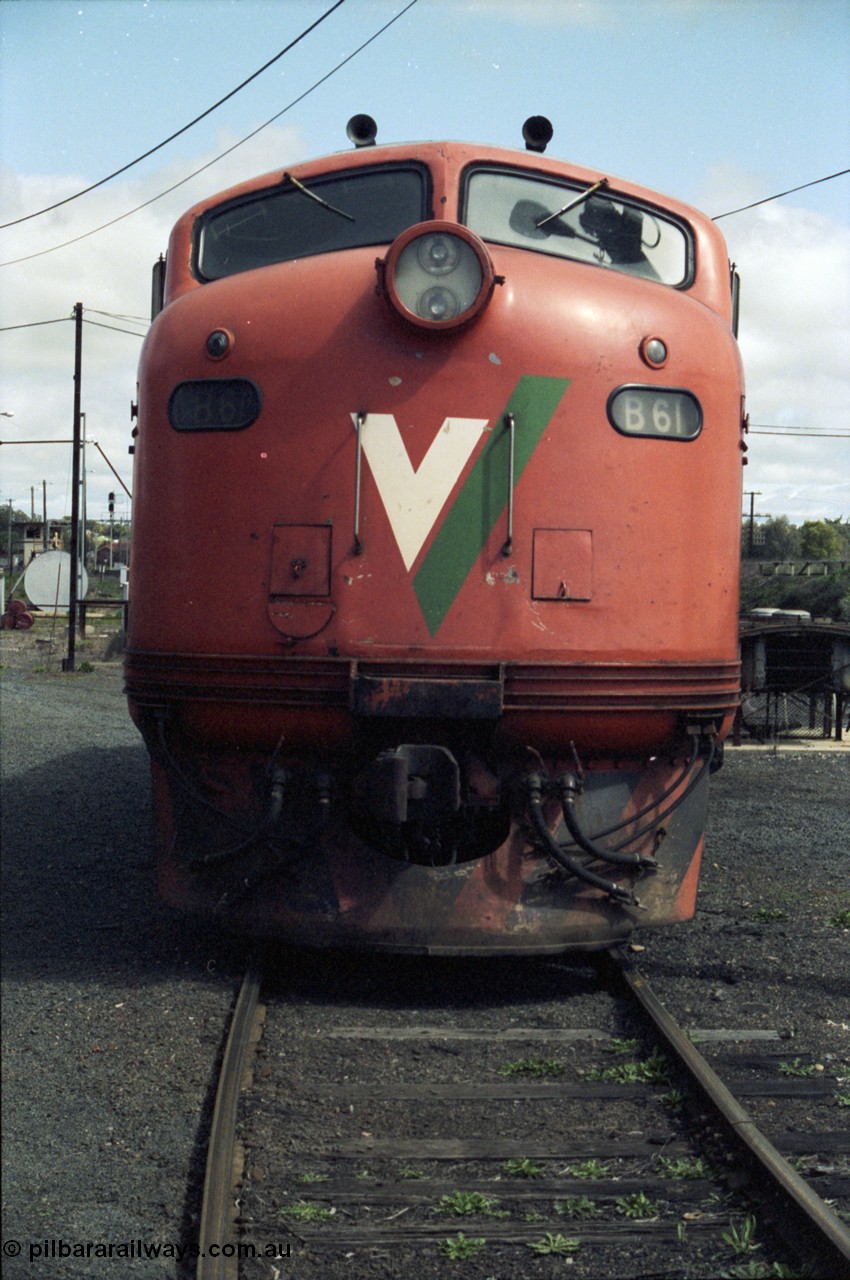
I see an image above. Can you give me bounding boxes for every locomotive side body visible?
[126,134,744,952]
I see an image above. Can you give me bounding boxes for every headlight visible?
[380,222,497,330]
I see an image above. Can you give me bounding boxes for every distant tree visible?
[800,520,844,560]
[739,565,850,621]
[1,505,31,558]
[756,515,800,560]
[824,517,850,557]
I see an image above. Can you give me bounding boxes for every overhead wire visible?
[0,317,71,331]
[82,318,147,338]
[85,308,149,323]
[0,0,420,270]
[712,167,850,220]
[749,427,850,437]
[0,0,348,230]
[0,312,146,337]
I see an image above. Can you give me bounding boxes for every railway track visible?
[196,948,850,1280]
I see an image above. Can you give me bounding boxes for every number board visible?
[607,386,702,440]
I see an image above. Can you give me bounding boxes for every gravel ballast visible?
[1,628,848,1278]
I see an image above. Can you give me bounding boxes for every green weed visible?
[555,1195,599,1219]
[567,1158,610,1179]
[503,1157,545,1178]
[437,1191,508,1218]
[588,1046,669,1083]
[278,1202,333,1222]
[606,1036,640,1054]
[526,1232,580,1256]
[437,1232,486,1260]
[498,1056,566,1077]
[779,1058,816,1077]
[616,1191,660,1219]
[658,1155,712,1180]
[722,1214,761,1256]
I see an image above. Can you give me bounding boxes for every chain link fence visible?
[739,683,847,742]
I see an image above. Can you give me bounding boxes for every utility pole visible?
[743,490,762,558]
[64,302,83,672]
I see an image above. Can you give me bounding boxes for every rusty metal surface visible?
[149,748,709,954]
[351,673,503,718]
[126,650,739,716]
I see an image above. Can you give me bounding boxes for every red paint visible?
[127,132,742,952]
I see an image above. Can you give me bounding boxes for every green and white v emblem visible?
[357,375,570,635]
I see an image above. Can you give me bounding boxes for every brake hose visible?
[525,773,640,907]
[558,771,658,870]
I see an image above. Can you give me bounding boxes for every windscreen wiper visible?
[536,177,609,229]
[283,172,355,222]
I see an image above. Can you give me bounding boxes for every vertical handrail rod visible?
[353,410,365,555]
[501,412,515,557]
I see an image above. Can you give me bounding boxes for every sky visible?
[1,0,848,534]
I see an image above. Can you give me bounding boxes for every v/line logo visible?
[355,375,571,635]
[355,413,490,571]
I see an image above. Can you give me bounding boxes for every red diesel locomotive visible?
[126,116,744,953]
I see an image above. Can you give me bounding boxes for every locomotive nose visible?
[377,221,501,331]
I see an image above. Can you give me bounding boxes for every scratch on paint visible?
[529,602,552,634]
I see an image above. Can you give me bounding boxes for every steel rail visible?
[609,947,850,1279]
[196,962,262,1280]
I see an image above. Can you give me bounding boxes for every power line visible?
[82,318,147,339]
[86,308,149,323]
[0,0,347,230]
[0,0,420,270]
[713,167,850,220]
[749,423,849,437]
[749,428,850,437]
[0,312,145,338]
[0,317,71,332]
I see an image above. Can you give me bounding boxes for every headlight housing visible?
[379,222,497,330]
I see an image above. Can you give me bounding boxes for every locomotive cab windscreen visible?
[462,169,693,286]
[194,165,431,281]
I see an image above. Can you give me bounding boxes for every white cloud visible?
[704,182,850,523]
[0,126,305,519]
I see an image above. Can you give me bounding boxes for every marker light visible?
[380,222,497,330]
[206,329,233,359]
[640,335,668,368]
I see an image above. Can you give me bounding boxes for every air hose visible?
[525,772,641,907]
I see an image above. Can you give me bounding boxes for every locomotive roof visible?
[182,138,713,239]
[166,138,734,320]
